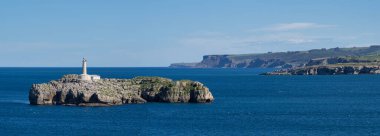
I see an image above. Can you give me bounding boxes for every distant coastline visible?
[170,45,380,75]
[170,45,380,69]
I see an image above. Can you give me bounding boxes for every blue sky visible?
[1,0,379,67]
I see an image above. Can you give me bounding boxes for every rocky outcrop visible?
[262,66,380,75]
[29,75,214,106]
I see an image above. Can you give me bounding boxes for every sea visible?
[1,68,380,136]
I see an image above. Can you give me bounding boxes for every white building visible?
[80,58,101,81]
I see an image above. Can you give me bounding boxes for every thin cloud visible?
[176,22,379,60]
[263,22,335,31]
[178,22,360,55]
[178,32,320,56]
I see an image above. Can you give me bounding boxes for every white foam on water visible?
[0,99,29,104]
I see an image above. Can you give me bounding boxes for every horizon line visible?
[0,66,171,68]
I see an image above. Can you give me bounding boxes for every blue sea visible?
[1,68,380,136]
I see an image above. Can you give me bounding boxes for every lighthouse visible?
[80,58,101,81]
[82,58,87,75]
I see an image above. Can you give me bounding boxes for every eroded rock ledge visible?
[29,75,214,106]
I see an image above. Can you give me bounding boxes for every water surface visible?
[0,68,379,135]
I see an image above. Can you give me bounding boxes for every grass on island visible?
[327,62,380,67]
[340,54,380,62]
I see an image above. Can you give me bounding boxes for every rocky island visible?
[29,59,214,106]
[29,75,214,106]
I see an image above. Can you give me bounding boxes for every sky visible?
[1,0,379,67]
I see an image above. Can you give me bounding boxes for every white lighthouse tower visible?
[80,58,101,81]
[82,58,88,75]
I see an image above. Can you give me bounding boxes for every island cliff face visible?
[29,75,214,106]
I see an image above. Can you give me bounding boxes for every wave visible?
[0,99,29,104]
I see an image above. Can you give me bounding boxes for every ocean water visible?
[1,68,380,136]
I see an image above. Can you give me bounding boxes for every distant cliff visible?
[170,45,380,68]
[29,75,214,106]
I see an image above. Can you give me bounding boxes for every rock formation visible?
[262,66,380,75]
[29,75,214,106]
